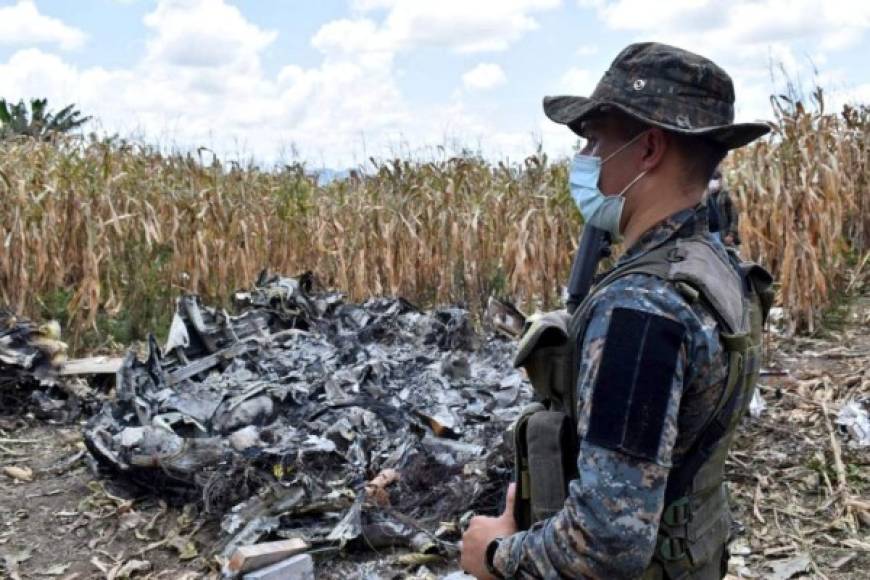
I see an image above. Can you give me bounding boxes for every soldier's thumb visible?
[502,483,517,517]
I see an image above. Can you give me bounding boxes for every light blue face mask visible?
[569,132,649,236]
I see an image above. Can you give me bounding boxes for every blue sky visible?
[0,0,868,167]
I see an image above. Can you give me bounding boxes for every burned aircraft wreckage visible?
[70,273,532,563]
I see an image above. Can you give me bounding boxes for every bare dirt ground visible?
[0,421,221,579]
[725,294,870,580]
[1,296,868,580]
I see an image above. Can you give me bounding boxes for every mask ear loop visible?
[617,169,648,198]
[600,130,649,198]
[601,130,647,165]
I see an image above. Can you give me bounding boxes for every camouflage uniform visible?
[493,205,730,578]
[483,42,771,579]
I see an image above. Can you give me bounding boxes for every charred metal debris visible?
[82,273,531,560]
[0,311,99,421]
[0,311,64,388]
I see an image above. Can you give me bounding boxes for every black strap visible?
[663,371,744,505]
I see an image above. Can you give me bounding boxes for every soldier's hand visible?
[460,483,518,579]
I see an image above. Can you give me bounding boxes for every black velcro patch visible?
[585,307,686,462]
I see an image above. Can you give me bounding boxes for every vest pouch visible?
[514,310,572,405]
[742,263,773,403]
[512,403,541,530]
[514,409,578,529]
[686,499,730,578]
[656,486,731,580]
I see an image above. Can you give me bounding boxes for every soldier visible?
[708,168,741,247]
[460,43,771,579]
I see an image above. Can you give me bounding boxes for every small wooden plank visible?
[227,538,310,575]
[242,554,314,580]
[60,356,124,376]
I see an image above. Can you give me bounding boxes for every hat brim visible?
[543,95,771,150]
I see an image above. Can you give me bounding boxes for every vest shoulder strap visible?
[593,237,747,335]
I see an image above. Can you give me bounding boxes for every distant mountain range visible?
[314,168,352,186]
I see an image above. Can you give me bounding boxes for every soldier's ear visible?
[638,128,668,172]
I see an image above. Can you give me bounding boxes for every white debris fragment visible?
[767,307,785,334]
[836,401,870,447]
[749,388,767,418]
[117,426,146,448]
[229,425,262,452]
[442,572,476,580]
[164,311,190,353]
[242,553,314,580]
[729,540,751,556]
[767,553,811,580]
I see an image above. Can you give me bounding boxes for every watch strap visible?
[485,537,505,579]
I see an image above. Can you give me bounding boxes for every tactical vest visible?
[512,234,773,579]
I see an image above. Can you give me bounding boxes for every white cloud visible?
[0,49,99,102]
[584,0,869,47]
[312,18,394,55]
[0,0,413,165]
[323,0,562,55]
[307,0,563,160]
[143,0,277,71]
[383,0,562,53]
[462,63,507,90]
[0,0,87,50]
[0,0,572,165]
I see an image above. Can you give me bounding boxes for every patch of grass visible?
[36,288,73,328]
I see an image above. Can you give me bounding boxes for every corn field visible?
[0,97,867,351]
[730,91,869,333]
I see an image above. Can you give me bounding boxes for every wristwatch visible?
[485,537,504,579]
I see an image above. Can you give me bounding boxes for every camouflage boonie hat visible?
[544,42,770,149]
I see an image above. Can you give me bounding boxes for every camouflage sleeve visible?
[493,274,694,579]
